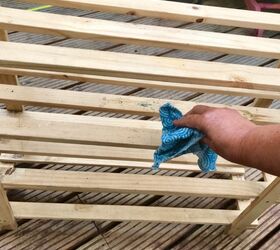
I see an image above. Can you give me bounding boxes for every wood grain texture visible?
[1,7,280,58]
[22,0,280,31]
[2,168,267,199]
[1,67,279,99]
[0,139,235,167]
[10,202,240,225]
[0,84,279,124]
[0,155,245,175]
[0,42,280,92]
[0,109,279,151]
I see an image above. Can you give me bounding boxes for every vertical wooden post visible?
[251,98,273,108]
[0,163,17,231]
[251,60,279,109]
[0,30,23,112]
[231,174,258,229]
[228,177,280,235]
[251,60,279,187]
[263,173,276,183]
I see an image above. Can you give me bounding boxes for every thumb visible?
[173,118,187,127]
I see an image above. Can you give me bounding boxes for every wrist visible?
[237,125,258,166]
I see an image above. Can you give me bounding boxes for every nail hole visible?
[196,18,204,23]
[127,11,136,15]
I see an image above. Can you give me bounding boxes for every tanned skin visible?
[173,105,280,176]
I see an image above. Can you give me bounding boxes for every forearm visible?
[239,125,280,176]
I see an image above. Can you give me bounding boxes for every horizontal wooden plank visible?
[10,202,240,225]
[0,107,279,153]
[0,42,280,92]
[0,155,245,175]
[22,0,280,31]
[0,139,235,167]
[2,168,266,199]
[1,7,280,58]
[1,67,279,100]
[0,84,279,124]
[0,109,160,149]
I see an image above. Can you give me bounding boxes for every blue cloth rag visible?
[152,103,217,172]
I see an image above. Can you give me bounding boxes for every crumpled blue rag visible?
[152,103,217,172]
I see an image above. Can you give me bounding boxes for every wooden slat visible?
[0,155,245,175]
[228,177,280,235]
[0,109,161,149]
[1,7,280,59]
[2,168,267,199]
[1,42,280,92]
[0,30,22,112]
[0,84,280,124]
[10,202,240,225]
[0,139,236,167]
[22,0,280,31]
[0,109,279,151]
[1,67,279,100]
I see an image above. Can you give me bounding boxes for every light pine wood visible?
[0,139,235,167]
[0,30,22,112]
[0,0,278,234]
[1,67,279,99]
[0,184,17,230]
[263,173,276,183]
[0,163,17,231]
[0,162,14,175]
[0,109,279,151]
[0,109,161,149]
[1,7,280,59]
[10,202,240,225]
[231,175,258,229]
[0,155,245,175]
[22,0,280,31]
[228,177,280,235]
[251,61,279,108]
[1,42,280,92]
[0,84,280,123]
[2,168,267,199]
[251,98,273,108]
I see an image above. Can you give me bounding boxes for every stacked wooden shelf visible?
[0,0,279,236]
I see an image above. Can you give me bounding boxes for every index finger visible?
[187,105,213,116]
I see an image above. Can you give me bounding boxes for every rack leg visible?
[0,163,17,231]
[228,177,280,235]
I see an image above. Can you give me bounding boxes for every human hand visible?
[173,105,257,163]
